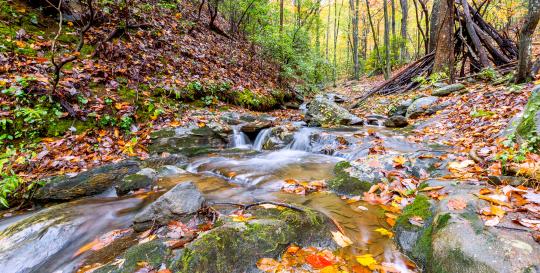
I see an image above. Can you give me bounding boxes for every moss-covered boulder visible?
[514,85,540,149]
[394,180,540,273]
[115,168,158,195]
[305,95,364,127]
[327,161,373,195]
[94,206,337,273]
[33,160,141,201]
[149,126,228,156]
[432,83,466,97]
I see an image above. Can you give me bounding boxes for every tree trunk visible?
[365,0,381,71]
[326,1,331,60]
[432,0,454,73]
[350,0,360,80]
[461,0,490,68]
[384,0,391,79]
[516,0,540,83]
[400,0,409,62]
[391,0,398,58]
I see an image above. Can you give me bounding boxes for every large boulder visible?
[389,99,413,117]
[132,182,205,232]
[33,160,140,201]
[394,181,540,273]
[514,85,540,149]
[432,83,466,97]
[406,96,442,119]
[327,152,449,195]
[384,115,409,128]
[305,95,363,127]
[94,206,336,273]
[149,126,228,156]
[115,168,158,195]
[259,124,299,150]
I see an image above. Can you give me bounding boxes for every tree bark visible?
[432,0,454,73]
[384,0,391,79]
[400,0,409,62]
[461,0,490,68]
[516,0,540,83]
[350,0,360,80]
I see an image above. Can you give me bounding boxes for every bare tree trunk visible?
[400,0,409,62]
[350,0,360,80]
[432,0,454,72]
[516,0,540,83]
[326,1,331,60]
[365,0,381,70]
[391,0,397,58]
[384,0,391,79]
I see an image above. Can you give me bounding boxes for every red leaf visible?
[305,254,333,269]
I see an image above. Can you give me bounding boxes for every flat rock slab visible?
[33,160,140,201]
[432,83,466,97]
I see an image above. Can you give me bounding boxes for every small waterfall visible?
[232,125,251,148]
[287,127,315,151]
[253,128,271,151]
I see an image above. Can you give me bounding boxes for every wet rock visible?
[394,181,540,273]
[240,120,272,133]
[284,101,301,109]
[261,125,297,150]
[327,161,373,195]
[384,115,409,128]
[388,99,413,117]
[142,154,188,169]
[115,168,158,195]
[33,160,140,201]
[206,121,232,139]
[157,165,188,177]
[487,175,528,187]
[133,182,205,232]
[328,152,449,195]
[97,206,336,273]
[306,95,364,127]
[432,83,466,97]
[149,126,227,156]
[365,114,387,126]
[406,96,440,119]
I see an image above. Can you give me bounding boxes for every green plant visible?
[478,67,499,81]
[119,115,134,131]
[470,108,495,118]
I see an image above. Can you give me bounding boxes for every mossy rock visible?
[149,126,227,156]
[94,206,336,273]
[327,161,372,195]
[515,85,540,149]
[33,160,141,201]
[306,96,363,127]
[394,181,540,273]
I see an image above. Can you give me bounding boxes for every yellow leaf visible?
[474,194,513,208]
[320,265,340,273]
[231,215,253,222]
[374,228,393,238]
[331,231,353,247]
[393,156,406,166]
[356,254,377,269]
[256,258,279,272]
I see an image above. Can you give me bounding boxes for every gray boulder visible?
[149,126,227,156]
[33,160,140,201]
[157,165,188,177]
[389,99,413,117]
[240,120,272,133]
[133,182,205,232]
[306,95,363,127]
[406,96,440,119]
[115,168,158,195]
[384,115,409,128]
[432,83,466,97]
[394,181,540,273]
[95,206,336,273]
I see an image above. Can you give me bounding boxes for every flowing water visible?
[0,125,423,273]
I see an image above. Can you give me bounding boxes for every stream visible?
[0,124,426,273]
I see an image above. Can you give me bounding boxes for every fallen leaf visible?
[331,231,353,247]
[447,198,467,211]
[374,228,393,238]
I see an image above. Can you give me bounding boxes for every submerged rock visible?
[115,168,158,195]
[260,125,298,150]
[133,182,205,232]
[33,160,140,201]
[394,181,540,273]
[432,83,466,97]
[149,126,227,156]
[384,115,409,128]
[327,161,373,195]
[305,95,363,127]
[95,206,336,273]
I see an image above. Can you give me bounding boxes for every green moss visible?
[435,213,451,231]
[516,90,540,149]
[46,119,96,136]
[395,194,433,229]
[327,161,372,195]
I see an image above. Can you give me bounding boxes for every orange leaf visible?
[305,254,334,269]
